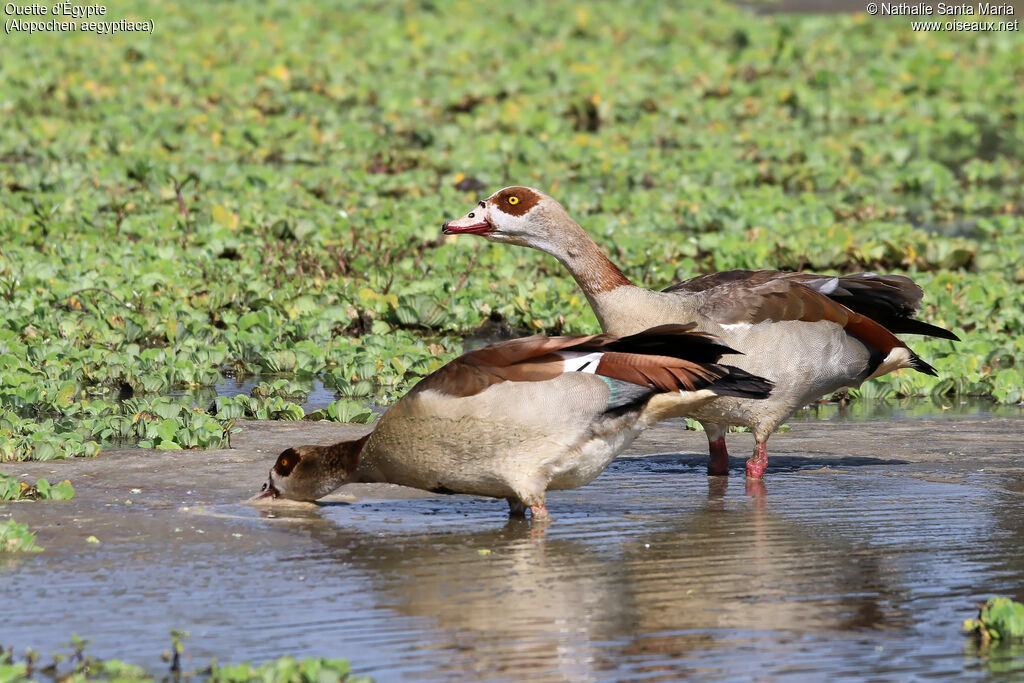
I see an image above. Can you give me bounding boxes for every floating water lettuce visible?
[306,398,375,424]
[0,630,371,681]
[0,520,42,552]
[0,1,1020,461]
[0,473,74,501]
[964,597,1024,645]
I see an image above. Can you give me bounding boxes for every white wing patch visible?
[719,323,753,331]
[818,277,840,295]
[865,347,912,381]
[556,351,604,374]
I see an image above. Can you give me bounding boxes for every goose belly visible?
[547,421,643,491]
[593,288,873,394]
[360,414,557,497]
[356,375,628,499]
[716,319,872,398]
[652,320,872,430]
[361,413,641,497]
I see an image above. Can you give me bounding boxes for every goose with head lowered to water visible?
[253,324,772,520]
[442,186,959,480]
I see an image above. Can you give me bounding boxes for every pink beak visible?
[442,202,493,235]
[250,477,279,501]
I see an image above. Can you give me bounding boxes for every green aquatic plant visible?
[101,398,240,451]
[306,399,375,425]
[0,631,371,682]
[214,395,305,422]
[250,379,312,401]
[206,656,371,683]
[0,473,74,501]
[0,1,1021,461]
[0,521,42,552]
[964,597,1024,645]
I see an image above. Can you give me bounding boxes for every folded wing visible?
[413,324,773,400]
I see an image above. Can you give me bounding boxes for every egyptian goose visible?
[441,186,959,479]
[253,325,773,519]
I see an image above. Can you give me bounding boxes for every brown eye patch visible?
[492,186,540,217]
[274,448,301,477]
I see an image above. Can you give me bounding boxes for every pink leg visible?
[707,436,730,476]
[746,441,768,479]
[530,505,551,522]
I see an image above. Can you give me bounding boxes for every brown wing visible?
[666,270,840,324]
[412,325,758,399]
[665,270,957,340]
[600,323,738,363]
[592,352,719,392]
[411,333,609,399]
[662,269,765,295]
[664,270,907,353]
[460,332,606,368]
[784,272,958,340]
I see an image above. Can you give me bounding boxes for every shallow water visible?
[788,397,1024,422]
[3,417,1024,680]
[214,375,340,412]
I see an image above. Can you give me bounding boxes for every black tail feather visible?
[873,317,960,341]
[707,364,774,399]
[799,273,959,341]
[909,352,938,377]
[607,324,741,363]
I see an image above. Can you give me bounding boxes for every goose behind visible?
[442,186,958,480]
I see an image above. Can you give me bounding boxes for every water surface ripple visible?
[3,417,1024,680]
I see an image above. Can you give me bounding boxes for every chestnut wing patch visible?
[661,269,762,295]
[696,277,838,326]
[593,352,717,392]
[410,333,605,399]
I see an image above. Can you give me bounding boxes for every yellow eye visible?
[508,196,519,205]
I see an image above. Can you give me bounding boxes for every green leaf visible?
[155,418,180,443]
[325,399,374,424]
[0,520,42,552]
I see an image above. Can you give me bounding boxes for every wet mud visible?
[3,416,1024,679]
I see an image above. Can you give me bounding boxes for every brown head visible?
[253,435,368,502]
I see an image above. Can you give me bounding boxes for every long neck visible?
[543,220,635,325]
[316,433,369,490]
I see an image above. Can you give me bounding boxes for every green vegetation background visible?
[1,0,1022,460]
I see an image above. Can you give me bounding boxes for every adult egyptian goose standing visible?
[442,186,958,480]
[253,324,772,519]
